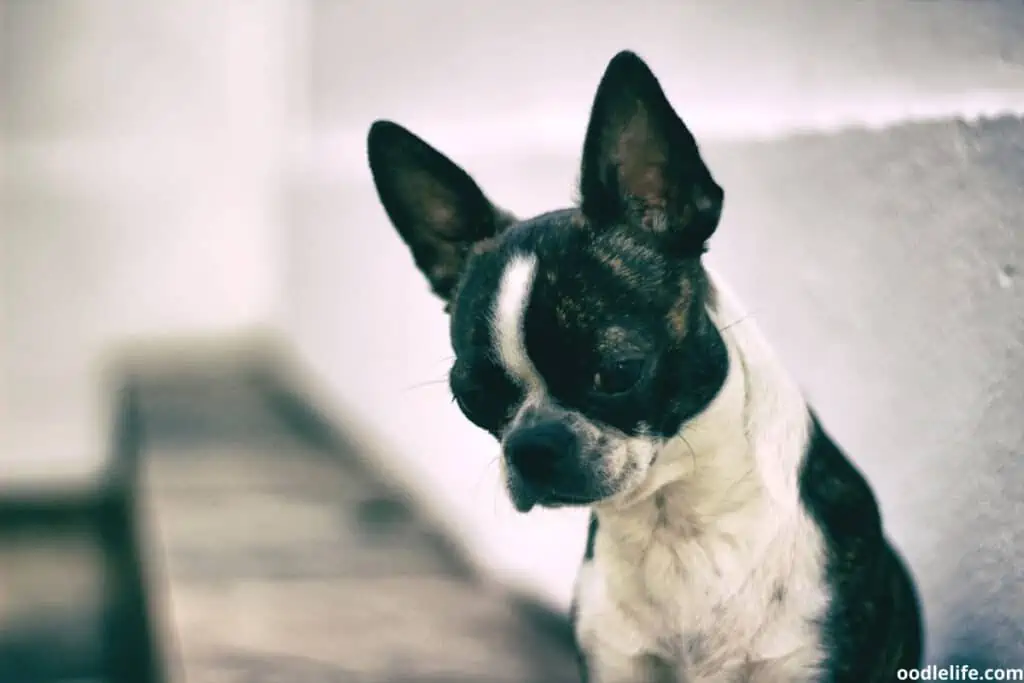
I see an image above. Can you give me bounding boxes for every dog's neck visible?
[595,272,811,543]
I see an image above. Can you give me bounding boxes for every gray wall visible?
[707,120,1024,668]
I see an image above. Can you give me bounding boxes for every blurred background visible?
[2,1,1023,681]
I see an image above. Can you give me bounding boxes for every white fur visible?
[493,254,543,390]
[490,256,829,681]
[573,272,830,683]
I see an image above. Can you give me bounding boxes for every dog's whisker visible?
[431,354,455,368]
[486,457,507,519]
[472,454,496,493]
[718,313,754,333]
[470,453,502,514]
[403,377,449,392]
[680,434,699,472]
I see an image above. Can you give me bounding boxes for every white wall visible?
[0,0,304,486]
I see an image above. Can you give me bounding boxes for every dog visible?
[366,50,923,683]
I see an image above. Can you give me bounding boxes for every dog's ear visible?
[368,120,513,302]
[579,51,723,256]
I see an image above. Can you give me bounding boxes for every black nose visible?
[504,421,578,484]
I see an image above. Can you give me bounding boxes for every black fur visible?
[367,120,515,301]
[799,414,924,682]
[583,513,599,562]
[447,212,728,443]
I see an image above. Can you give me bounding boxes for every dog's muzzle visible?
[502,417,606,512]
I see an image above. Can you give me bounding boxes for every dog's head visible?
[367,51,730,512]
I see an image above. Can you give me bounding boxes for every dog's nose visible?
[504,421,577,484]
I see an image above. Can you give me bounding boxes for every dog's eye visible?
[449,361,518,435]
[453,393,482,424]
[593,356,645,395]
[455,390,512,435]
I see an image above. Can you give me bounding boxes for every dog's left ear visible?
[579,51,723,256]
[368,120,514,304]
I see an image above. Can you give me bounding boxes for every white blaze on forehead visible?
[492,254,543,388]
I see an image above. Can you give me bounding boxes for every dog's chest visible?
[574,504,829,682]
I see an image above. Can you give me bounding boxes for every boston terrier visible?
[366,50,923,683]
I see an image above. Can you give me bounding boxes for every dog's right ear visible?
[367,120,513,303]
[578,51,723,257]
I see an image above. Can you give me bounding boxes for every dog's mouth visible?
[505,464,634,513]
[508,485,601,513]
[501,424,661,513]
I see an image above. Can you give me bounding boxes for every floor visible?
[143,360,579,682]
[0,358,582,683]
[0,388,160,683]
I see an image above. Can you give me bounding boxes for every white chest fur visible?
[573,280,831,683]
